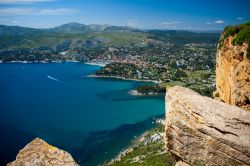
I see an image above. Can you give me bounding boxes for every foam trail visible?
[47,75,63,83]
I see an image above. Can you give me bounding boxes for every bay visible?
[0,62,164,165]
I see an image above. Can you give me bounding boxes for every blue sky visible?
[0,0,249,30]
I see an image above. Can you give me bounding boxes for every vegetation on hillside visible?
[105,123,176,166]
[105,122,206,166]
[136,85,166,95]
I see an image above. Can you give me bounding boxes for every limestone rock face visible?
[8,138,78,166]
[214,35,250,111]
[165,86,250,166]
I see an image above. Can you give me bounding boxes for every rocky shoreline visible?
[128,89,164,96]
[88,74,159,84]
[106,118,172,166]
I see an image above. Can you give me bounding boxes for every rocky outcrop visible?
[8,138,78,166]
[165,86,250,165]
[214,35,250,111]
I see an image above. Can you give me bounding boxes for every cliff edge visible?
[7,138,78,166]
[165,86,250,165]
[214,22,250,111]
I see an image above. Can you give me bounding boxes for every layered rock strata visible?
[165,86,250,165]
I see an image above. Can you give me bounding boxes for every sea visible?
[0,62,165,166]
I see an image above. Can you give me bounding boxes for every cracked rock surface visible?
[165,86,250,166]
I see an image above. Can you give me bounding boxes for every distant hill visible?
[50,22,111,33]
[0,23,137,36]
[0,25,42,36]
[52,23,137,33]
[102,26,138,32]
[0,23,220,50]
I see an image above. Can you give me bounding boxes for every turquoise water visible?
[0,63,164,165]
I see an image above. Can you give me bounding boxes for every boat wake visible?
[47,75,64,83]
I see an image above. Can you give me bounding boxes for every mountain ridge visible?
[0,23,139,36]
[0,22,222,36]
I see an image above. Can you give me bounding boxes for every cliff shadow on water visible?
[0,115,164,166]
[67,115,164,166]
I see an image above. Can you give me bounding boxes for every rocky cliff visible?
[8,138,78,166]
[165,86,250,165]
[214,23,250,111]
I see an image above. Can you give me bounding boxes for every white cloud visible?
[0,7,34,15]
[206,20,224,25]
[237,17,244,20]
[0,7,77,16]
[162,21,181,26]
[214,20,224,24]
[38,8,77,15]
[0,0,55,4]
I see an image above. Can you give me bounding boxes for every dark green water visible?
[0,62,164,165]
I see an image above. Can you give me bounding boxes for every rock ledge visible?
[165,86,250,165]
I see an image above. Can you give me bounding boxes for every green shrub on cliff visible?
[223,26,240,38]
[220,22,250,59]
[232,23,250,59]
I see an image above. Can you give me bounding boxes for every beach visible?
[84,62,107,67]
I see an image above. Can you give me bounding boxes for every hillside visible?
[0,24,144,50]
[0,23,220,97]
[0,23,219,50]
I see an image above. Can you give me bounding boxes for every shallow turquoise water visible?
[0,63,164,165]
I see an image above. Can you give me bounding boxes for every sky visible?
[0,0,249,30]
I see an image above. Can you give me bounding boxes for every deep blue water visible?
[0,63,164,165]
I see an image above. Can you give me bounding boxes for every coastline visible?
[0,60,80,64]
[0,60,107,67]
[88,74,159,84]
